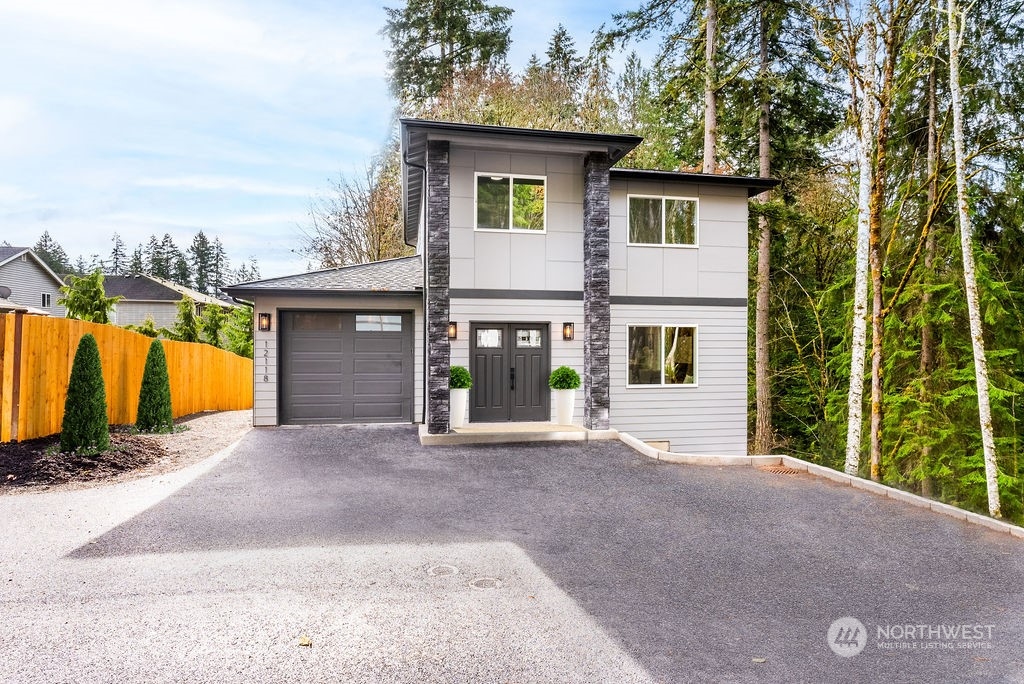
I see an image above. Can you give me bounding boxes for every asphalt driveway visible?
[2,425,1022,683]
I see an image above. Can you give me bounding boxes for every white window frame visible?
[41,292,51,308]
[626,194,699,248]
[474,172,548,233]
[625,323,699,388]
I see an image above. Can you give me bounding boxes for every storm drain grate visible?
[469,577,503,590]
[759,465,804,475]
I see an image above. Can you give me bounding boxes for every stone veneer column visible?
[426,140,451,434]
[583,152,612,430]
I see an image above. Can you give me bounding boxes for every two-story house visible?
[0,247,67,317]
[223,119,775,455]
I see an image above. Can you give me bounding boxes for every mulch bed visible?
[0,427,168,490]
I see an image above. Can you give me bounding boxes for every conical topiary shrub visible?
[60,333,110,453]
[136,338,174,433]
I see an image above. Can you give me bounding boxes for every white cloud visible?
[135,175,312,197]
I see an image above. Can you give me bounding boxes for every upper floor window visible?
[628,195,698,247]
[476,173,546,232]
[41,293,51,308]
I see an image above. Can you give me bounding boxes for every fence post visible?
[8,312,24,442]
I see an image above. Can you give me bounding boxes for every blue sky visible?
[0,0,647,279]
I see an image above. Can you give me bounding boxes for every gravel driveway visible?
[1,424,1022,683]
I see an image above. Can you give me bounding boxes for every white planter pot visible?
[553,388,576,425]
[450,388,469,429]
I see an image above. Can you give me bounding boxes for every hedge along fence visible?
[0,312,253,442]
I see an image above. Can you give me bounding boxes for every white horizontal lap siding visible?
[450,297,585,424]
[610,304,748,455]
[251,294,424,427]
[112,301,178,329]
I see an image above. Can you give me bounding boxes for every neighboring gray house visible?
[0,247,67,317]
[104,274,237,329]
[224,119,776,454]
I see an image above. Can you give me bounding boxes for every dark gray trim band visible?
[222,288,422,299]
[450,289,584,301]
[611,295,747,307]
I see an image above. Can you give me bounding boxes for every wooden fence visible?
[0,312,253,442]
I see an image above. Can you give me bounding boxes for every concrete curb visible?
[616,431,1024,540]
[418,424,619,446]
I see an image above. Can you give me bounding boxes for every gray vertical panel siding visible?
[447,149,585,293]
[610,304,748,455]
[426,140,451,433]
[609,179,749,299]
[0,259,67,317]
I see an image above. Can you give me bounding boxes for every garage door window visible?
[291,312,342,331]
[355,314,403,331]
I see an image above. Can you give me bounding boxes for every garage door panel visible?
[354,359,403,374]
[354,336,403,353]
[280,310,412,425]
[353,379,405,395]
[353,402,407,419]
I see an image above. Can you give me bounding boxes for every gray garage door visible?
[280,311,413,424]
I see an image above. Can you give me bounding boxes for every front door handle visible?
[509,366,516,390]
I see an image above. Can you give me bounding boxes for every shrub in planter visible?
[60,333,110,453]
[548,366,581,390]
[136,338,174,433]
[450,365,473,389]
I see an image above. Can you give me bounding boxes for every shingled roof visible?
[103,274,234,307]
[221,255,423,298]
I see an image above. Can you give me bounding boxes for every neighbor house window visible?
[628,195,697,246]
[627,325,696,385]
[41,293,51,308]
[476,173,546,231]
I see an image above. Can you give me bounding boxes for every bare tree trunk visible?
[753,4,773,455]
[919,13,939,498]
[845,20,876,476]
[947,0,1001,517]
[703,0,719,173]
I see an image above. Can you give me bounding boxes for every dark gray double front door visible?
[280,311,413,425]
[470,323,549,422]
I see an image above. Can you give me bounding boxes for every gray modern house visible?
[0,247,67,317]
[224,119,775,454]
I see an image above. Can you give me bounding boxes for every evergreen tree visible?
[383,0,513,105]
[172,254,190,287]
[189,231,213,294]
[135,338,174,433]
[211,238,230,292]
[145,234,166,278]
[200,305,226,348]
[231,257,260,285]
[60,333,110,453]
[224,306,254,358]
[128,246,144,275]
[163,297,200,342]
[33,231,71,274]
[108,233,127,275]
[545,24,582,89]
[58,270,123,323]
[124,315,159,338]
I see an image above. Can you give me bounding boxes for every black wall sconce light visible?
[258,312,272,332]
[447,321,458,339]
[562,322,574,341]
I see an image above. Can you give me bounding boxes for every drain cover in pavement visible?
[758,465,804,475]
[427,564,459,577]
[469,577,503,590]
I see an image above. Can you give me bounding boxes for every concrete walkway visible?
[1,425,1022,683]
